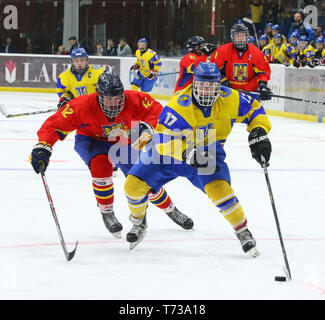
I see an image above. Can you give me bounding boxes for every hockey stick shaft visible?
[261,159,292,279]
[157,71,179,76]
[242,90,325,106]
[2,108,57,118]
[40,167,78,261]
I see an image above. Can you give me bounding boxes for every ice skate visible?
[101,211,123,239]
[126,215,147,250]
[235,226,259,257]
[165,206,194,230]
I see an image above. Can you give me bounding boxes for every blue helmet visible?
[289,31,299,39]
[266,23,273,28]
[137,37,148,45]
[193,62,221,108]
[70,48,88,59]
[70,48,88,74]
[298,35,309,43]
[248,36,256,44]
[259,34,269,42]
[273,34,283,40]
[315,37,324,44]
[272,24,281,31]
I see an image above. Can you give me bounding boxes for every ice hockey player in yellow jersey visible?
[130,38,162,93]
[56,48,106,109]
[124,62,272,253]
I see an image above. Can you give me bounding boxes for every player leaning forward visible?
[124,62,272,255]
[29,73,193,239]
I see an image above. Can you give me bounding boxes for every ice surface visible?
[0,92,324,300]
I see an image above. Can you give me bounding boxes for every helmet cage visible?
[193,80,221,108]
[98,94,125,118]
[231,29,249,49]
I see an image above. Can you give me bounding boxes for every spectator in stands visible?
[25,38,33,54]
[117,37,132,56]
[262,0,274,23]
[272,0,287,24]
[94,42,108,56]
[247,0,264,34]
[288,10,315,43]
[315,26,324,38]
[56,45,67,55]
[68,36,83,54]
[106,39,117,56]
[4,37,16,53]
[164,40,176,57]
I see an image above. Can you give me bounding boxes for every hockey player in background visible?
[174,36,214,93]
[259,34,274,63]
[210,23,272,100]
[123,62,272,252]
[130,38,162,93]
[293,35,317,68]
[56,48,106,110]
[30,73,193,239]
[309,37,325,67]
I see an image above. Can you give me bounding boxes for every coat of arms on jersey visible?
[5,60,16,83]
[102,122,127,140]
[75,86,88,96]
[233,63,248,82]
[196,123,214,141]
[177,94,191,107]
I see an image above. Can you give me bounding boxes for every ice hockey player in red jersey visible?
[174,36,211,93]
[210,23,272,100]
[30,73,193,239]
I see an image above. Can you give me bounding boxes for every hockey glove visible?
[307,59,320,68]
[30,142,53,174]
[248,127,271,167]
[148,70,158,80]
[182,146,219,172]
[258,82,272,100]
[293,59,300,68]
[221,78,232,88]
[57,96,71,110]
[130,122,154,150]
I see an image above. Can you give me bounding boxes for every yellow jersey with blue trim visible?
[135,48,162,78]
[154,85,272,161]
[56,65,106,100]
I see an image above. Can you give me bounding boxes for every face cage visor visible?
[231,31,249,49]
[193,80,221,108]
[70,57,89,74]
[98,94,125,118]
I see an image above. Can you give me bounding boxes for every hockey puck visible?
[274,276,287,282]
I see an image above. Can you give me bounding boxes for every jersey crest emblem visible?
[233,63,248,82]
[102,122,125,138]
[177,94,191,107]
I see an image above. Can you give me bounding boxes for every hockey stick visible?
[261,156,292,281]
[243,17,261,49]
[242,90,325,106]
[0,105,57,118]
[40,166,78,261]
[157,71,179,76]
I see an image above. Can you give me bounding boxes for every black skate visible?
[101,211,123,239]
[235,226,259,257]
[126,215,147,250]
[166,207,194,230]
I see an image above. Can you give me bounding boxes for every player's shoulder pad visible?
[89,64,104,71]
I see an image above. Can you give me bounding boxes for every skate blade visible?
[247,247,260,258]
[129,231,146,250]
[112,231,122,239]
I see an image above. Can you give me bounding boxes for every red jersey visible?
[210,43,271,92]
[174,52,208,92]
[37,91,163,146]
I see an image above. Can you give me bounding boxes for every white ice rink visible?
[0,92,325,300]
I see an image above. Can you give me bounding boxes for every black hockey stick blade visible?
[65,241,78,261]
